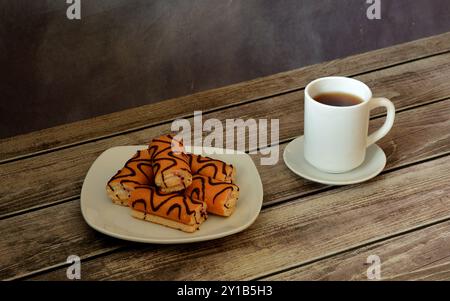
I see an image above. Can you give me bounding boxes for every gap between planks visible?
[2,42,450,165]
[10,150,450,281]
[1,95,448,221]
[254,213,450,280]
[262,217,450,280]
[21,153,450,280]
[3,50,450,217]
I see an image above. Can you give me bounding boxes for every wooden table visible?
[1,32,450,281]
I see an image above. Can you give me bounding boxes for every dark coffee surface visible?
[314,92,363,107]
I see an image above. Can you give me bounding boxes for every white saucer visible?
[283,136,386,185]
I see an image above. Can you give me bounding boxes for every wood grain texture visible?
[1,100,449,280]
[1,32,450,162]
[2,53,450,217]
[28,155,450,280]
[4,0,450,139]
[262,100,450,204]
[264,220,450,281]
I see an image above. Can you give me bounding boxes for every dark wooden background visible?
[1,0,450,138]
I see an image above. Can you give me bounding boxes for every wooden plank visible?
[27,154,450,280]
[1,32,450,162]
[262,100,450,204]
[394,263,450,281]
[1,100,450,280]
[2,53,450,217]
[264,220,450,280]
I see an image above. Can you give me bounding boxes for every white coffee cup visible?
[304,76,395,173]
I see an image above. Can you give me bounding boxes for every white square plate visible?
[81,145,263,244]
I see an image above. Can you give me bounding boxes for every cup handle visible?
[367,97,396,147]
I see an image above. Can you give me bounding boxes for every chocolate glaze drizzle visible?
[130,186,204,223]
[149,135,191,189]
[188,154,233,182]
[107,150,153,191]
[186,175,238,206]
